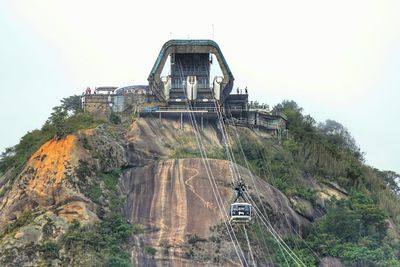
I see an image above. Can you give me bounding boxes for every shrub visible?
[144,246,157,256]
[39,241,59,259]
[1,211,33,237]
[87,182,102,203]
[59,215,134,265]
[109,112,121,125]
[107,256,131,267]
[101,169,121,191]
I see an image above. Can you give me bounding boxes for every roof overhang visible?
[148,39,234,102]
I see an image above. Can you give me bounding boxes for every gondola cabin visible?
[230,203,252,223]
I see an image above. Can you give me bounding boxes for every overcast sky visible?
[0,0,399,173]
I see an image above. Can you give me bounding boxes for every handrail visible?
[226,117,280,130]
[138,107,285,130]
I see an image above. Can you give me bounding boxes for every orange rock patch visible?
[25,135,76,205]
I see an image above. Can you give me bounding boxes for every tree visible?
[318,120,358,152]
[379,170,400,195]
[272,100,303,114]
[49,106,68,140]
[60,95,82,114]
[319,201,363,242]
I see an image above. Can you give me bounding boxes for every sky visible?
[0,0,399,173]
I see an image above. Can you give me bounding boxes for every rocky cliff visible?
[0,117,349,266]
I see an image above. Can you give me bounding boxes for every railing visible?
[138,107,284,130]
[139,106,221,113]
[227,118,280,130]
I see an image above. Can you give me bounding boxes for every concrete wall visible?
[82,93,150,115]
[82,95,111,115]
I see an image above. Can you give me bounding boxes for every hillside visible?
[0,97,399,266]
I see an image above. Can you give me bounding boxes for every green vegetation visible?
[39,241,59,259]
[187,234,207,245]
[61,152,131,265]
[74,159,123,211]
[172,146,202,158]
[171,135,202,158]
[87,181,102,202]
[59,216,133,266]
[109,112,122,124]
[101,169,121,191]
[236,100,400,266]
[171,134,226,159]
[144,246,157,256]
[305,193,399,266]
[232,135,316,202]
[0,211,33,238]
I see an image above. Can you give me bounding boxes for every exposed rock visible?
[122,158,311,266]
[78,125,128,171]
[56,201,97,223]
[0,135,79,229]
[290,197,318,220]
[318,256,345,267]
[323,181,348,195]
[315,182,348,208]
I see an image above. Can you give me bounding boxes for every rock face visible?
[318,257,345,267]
[121,157,310,266]
[0,135,80,228]
[0,118,340,266]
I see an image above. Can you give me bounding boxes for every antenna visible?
[212,24,214,40]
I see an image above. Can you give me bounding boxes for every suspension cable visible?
[225,114,304,264]
[175,61,248,266]
[243,225,257,267]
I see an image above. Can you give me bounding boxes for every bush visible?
[101,169,121,191]
[39,241,59,259]
[144,246,157,256]
[107,256,131,267]
[304,192,397,266]
[87,182,102,203]
[59,215,133,265]
[187,234,207,245]
[109,112,121,125]
[1,211,33,237]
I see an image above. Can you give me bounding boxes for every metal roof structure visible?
[148,39,234,103]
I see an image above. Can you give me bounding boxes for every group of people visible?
[83,87,92,95]
[236,86,248,94]
[82,87,114,95]
[83,86,147,95]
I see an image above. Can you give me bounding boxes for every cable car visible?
[230,202,252,223]
[229,180,252,224]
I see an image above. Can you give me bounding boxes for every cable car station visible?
[82,39,287,139]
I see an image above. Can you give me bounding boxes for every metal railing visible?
[226,117,280,130]
[139,106,221,113]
